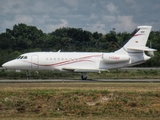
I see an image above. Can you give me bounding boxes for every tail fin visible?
[116,26,156,54]
[124,26,151,49]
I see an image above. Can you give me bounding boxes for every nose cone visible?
[2,62,8,68]
[2,59,28,70]
[2,61,12,69]
[2,60,18,70]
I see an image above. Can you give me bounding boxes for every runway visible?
[0,79,160,83]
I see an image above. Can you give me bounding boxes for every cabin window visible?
[23,56,27,59]
[70,58,74,61]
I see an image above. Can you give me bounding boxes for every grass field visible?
[0,82,160,120]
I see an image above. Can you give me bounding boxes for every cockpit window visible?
[20,56,24,59]
[16,56,28,59]
[16,56,21,59]
[23,56,27,59]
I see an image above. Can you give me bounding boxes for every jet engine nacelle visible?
[102,53,130,63]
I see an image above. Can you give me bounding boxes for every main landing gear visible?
[26,70,30,80]
[81,72,87,80]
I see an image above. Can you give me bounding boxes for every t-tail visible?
[115,26,156,66]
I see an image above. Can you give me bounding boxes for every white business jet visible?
[2,26,156,80]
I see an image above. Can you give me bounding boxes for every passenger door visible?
[31,55,39,70]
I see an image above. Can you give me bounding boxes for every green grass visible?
[0,83,160,120]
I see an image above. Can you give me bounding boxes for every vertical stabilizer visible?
[115,26,154,54]
[124,26,152,49]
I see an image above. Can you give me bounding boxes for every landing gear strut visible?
[26,70,30,80]
[81,72,87,80]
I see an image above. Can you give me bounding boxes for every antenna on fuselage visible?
[57,50,61,52]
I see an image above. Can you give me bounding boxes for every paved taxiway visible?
[0,79,160,83]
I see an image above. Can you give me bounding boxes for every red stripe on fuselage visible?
[22,54,102,67]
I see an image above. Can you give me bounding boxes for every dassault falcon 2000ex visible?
[2,26,156,80]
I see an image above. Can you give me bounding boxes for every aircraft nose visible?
[2,60,16,69]
[2,60,26,70]
[2,62,9,69]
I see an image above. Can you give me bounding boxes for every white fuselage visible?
[2,51,150,72]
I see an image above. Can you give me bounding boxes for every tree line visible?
[0,23,160,67]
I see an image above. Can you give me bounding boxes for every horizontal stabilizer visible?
[127,47,157,52]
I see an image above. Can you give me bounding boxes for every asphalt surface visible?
[0,79,160,83]
[0,67,160,83]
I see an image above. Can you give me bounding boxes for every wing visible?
[62,67,101,72]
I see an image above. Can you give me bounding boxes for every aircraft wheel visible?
[81,75,87,80]
[26,70,30,80]
[81,72,87,80]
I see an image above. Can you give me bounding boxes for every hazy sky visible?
[0,0,160,34]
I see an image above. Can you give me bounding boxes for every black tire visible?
[81,75,87,80]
